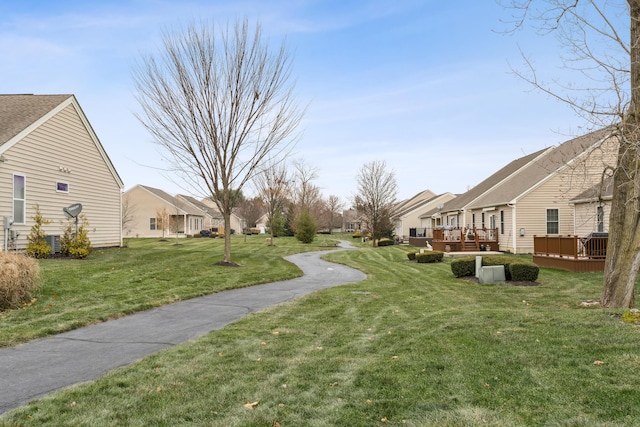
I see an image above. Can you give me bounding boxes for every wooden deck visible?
[533,235,607,272]
[432,227,499,252]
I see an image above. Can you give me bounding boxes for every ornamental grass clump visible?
[0,251,40,310]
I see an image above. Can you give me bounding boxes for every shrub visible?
[294,210,317,244]
[25,205,51,259]
[0,252,40,310]
[509,262,540,281]
[416,251,444,263]
[450,256,477,277]
[61,215,93,259]
[377,238,394,247]
[353,230,361,238]
[407,251,417,261]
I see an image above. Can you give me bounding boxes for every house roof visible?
[425,147,549,217]
[136,185,203,215]
[177,194,223,219]
[571,174,614,204]
[0,94,72,146]
[394,189,436,213]
[0,94,124,188]
[467,127,615,209]
[393,192,454,219]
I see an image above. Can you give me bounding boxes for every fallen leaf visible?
[70,401,76,407]
[272,331,280,335]
[593,360,605,365]
[156,386,162,392]
[260,341,267,346]
[281,384,287,389]
[329,382,339,387]
[244,401,259,409]
[484,383,490,389]
[381,417,388,422]
[391,355,399,359]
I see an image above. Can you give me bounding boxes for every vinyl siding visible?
[0,102,122,250]
[574,201,611,236]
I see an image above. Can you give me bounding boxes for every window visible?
[56,181,69,193]
[489,214,496,230]
[150,217,157,231]
[597,206,604,233]
[500,210,505,234]
[546,209,559,234]
[481,212,485,229]
[472,213,475,228]
[13,174,25,224]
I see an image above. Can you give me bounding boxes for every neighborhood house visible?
[0,94,124,252]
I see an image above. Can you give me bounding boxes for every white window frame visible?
[546,208,559,235]
[597,206,605,233]
[150,217,157,231]
[56,181,69,193]
[13,174,26,224]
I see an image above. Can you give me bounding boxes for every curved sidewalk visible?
[0,241,366,415]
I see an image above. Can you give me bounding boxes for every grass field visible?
[1,235,640,426]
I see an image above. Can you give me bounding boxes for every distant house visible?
[392,191,456,239]
[199,198,245,234]
[0,94,124,251]
[123,185,206,238]
[424,127,618,253]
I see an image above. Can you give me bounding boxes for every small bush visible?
[377,238,394,247]
[509,262,539,281]
[416,251,444,263]
[407,251,417,261]
[353,231,361,238]
[25,205,51,259]
[450,256,476,277]
[61,215,93,259]
[0,252,40,310]
[294,210,317,244]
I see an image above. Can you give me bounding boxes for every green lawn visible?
[2,237,640,426]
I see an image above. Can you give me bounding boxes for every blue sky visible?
[0,0,606,203]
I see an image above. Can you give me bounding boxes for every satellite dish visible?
[63,203,83,219]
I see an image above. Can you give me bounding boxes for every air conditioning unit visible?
[45,235,61,254]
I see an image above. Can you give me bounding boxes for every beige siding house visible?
[392,191,456,239]
[123,185,206,238]
[421,127,618,253]
[465,128,618,253]
[0,94,124,251]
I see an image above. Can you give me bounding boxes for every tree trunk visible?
[601,0,640,308]
[223,211,232,264]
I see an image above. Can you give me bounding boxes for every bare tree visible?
[254,160,290,245]
[133,19,304,265]
[353,160,398,245]
[321,195,344,233]
[121,194,136,235]
[289,158,322,232]
[502,0,639,307]
[237,196,264,230]
[155,207,171,239]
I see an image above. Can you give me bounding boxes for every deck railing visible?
[432,227,499,251]
[533,235,608,259]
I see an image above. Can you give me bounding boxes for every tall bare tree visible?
[133,19,304,264]
[320,195,344,233]
[237,196,264,230]
[503,0,640,308]
[254,160,290,245]
[353,160,398,245]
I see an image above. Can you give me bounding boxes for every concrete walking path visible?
[0,240,366,415]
